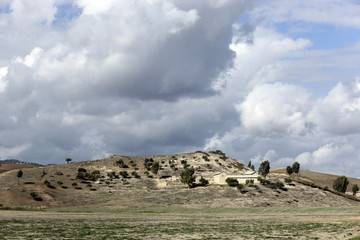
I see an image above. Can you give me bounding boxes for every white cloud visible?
[0,66,8,93]
[237,82,311,136]
[253,0,360,28]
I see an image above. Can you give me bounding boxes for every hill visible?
[271,167,360,193]
[0,152,359,210]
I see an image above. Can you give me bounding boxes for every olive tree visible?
[333,176,349,193]
[258,160,270,178]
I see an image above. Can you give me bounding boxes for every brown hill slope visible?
[271,167,360,193]
[0,152,359,209]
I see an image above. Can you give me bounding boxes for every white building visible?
[214,171,259,184]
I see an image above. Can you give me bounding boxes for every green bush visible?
[30,192,43,201]
[119,171,129,178]
[151,161,160,174]
[226,178,239,187]
[180,167,196,187]
[285,178,292,183]
[199,177,209,186]
[333,176,349,193]
[44,180,51,186]
[144,158,154,170]
[237,184,244,190]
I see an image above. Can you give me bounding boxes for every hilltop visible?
[0,152,359,210]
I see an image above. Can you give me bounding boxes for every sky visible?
[0,0,360,177]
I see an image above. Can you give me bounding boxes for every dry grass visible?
[0,207,360,239]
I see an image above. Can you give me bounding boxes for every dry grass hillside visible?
[0,152,359,210]
[271,167,360,194]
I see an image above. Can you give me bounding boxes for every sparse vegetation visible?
[119,171,129,178]
[144,158,154,170]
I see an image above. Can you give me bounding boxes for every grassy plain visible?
[1,206,360,239]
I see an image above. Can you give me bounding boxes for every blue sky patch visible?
[52,4,82,28]
[275,21,360,50]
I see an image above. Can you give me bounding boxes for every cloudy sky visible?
[0,0,360,177]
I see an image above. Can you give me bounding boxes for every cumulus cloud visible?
[1,0,360,178]
[237,82,311,136]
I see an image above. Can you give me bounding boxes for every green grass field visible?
[1,207,360,239]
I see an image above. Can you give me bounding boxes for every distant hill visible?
[0,159,43,166]
[271,168,360,193]
[0,152,359,210]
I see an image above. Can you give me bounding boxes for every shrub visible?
[72,182,78,186]
[226,178,239,187]
[199,177,209,186]
[245,179,254,185]
[144,158,154,170]
[78,168,87,173]
[30,192,43,201]
[333,176,349,193]
[237,184,244,190]
[180,167,196,187]
[44,180,51,186]
[202,156,209,161]
[57,181,63,186]
[131,171,140,179]
[151,161,160,174]
[286,166,293,175]
[285,178,292,183]
[352,184,359,196]
[119,171,129,178]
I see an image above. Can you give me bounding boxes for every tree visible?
[66,158,72,164]
[251,164,255,170]
[151,161,160,174]
[333,176,349,193]
[17,170,23,185]
[247,160,252,168]
[292,162,300,176]
[352,184,359,196]
[286,166,293,175]
[258,160,270,178]
[180,167,196,187]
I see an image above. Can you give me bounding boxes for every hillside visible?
[0,152,359,210]
[271,167,360,194]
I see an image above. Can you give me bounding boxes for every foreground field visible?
[1,207,360,239]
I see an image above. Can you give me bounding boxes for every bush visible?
[226,178,239,187]
[333,176,349,193]
[199,177,209,186]
[237,184,244,190]
[151,161,160,174]
[119,171,129,178]
[44,180,51,186]
[57,181,63,186]
[78,168,87,173]
[72,182,78,186]
[245,179,254,185]
[285,178,292,183]
[352,184,359,196]
[144,158,154,170]
[131,171,140,179]
[30,192,43,201]
[180,167,196,187]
